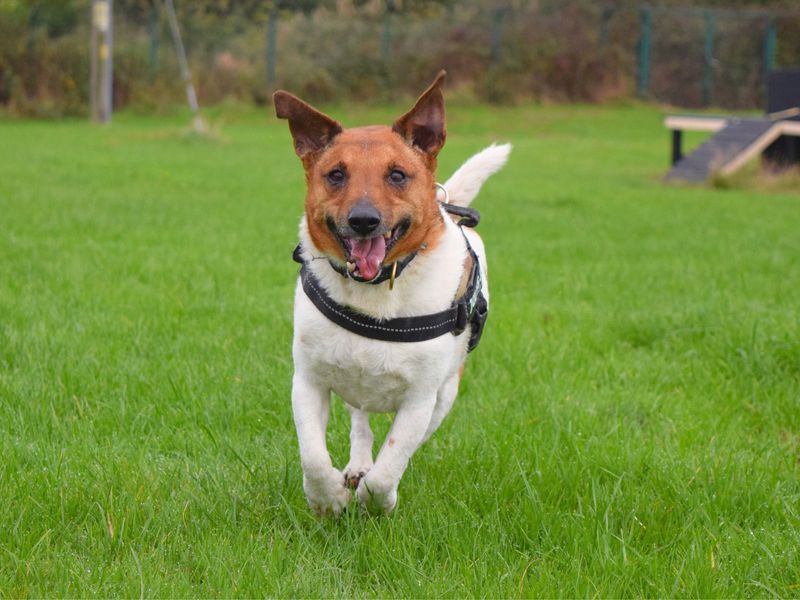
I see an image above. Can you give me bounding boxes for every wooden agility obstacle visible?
[664,68,800,182]
[664,113,800,182]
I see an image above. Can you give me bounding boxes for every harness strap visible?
[300,264,470,344]
[442,203,480,228]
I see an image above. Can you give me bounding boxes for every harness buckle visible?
[440,203,480,228]
[467,293,488,352]
[453,300,469,336]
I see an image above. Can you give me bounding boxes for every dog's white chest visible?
[316,361,409,413]
[293,287,460,412]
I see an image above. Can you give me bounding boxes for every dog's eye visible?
[326,169,346,186]
[388,169,407,185]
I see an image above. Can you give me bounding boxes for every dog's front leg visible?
[343,405,374,490]
[292,372,350,516]
[356,395,436,514]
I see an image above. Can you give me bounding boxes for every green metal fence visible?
[252,2,798,109]
[628,5,789,107]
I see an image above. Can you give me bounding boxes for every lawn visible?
[0,101,799,598]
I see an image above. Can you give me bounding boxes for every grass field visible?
[1,102,799,598]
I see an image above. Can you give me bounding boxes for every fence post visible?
[266,8,278,85]
[637,6,652,98]
[148,3,160,79]
[490,6,506,65]
[702,10,715,107]
[163,0,206,133]
[381,5,393,83]
[90,0,113,123]
[764,19,777,76]
[762,18,777,106]
[600,6,615,47]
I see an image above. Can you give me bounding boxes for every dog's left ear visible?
[392,70,447,158]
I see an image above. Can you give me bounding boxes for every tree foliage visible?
[1,0,799,116]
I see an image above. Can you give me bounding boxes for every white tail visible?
[441,143,512,207]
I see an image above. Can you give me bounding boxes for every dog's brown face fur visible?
[274,72,448,281]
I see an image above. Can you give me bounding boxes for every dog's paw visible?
[342,461,373,490]
[303,467,351,517]
[356,473,398,514]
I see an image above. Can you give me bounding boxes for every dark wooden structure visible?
[764,68,800,168]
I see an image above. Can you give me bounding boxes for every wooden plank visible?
[718,125,780,175]
[665,119,774,182]
[768,107,800,120]
[777,121,800,136]
[664,115,727,132]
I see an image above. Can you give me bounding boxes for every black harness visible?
[293,203,488,352]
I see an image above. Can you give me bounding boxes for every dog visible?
[273,71,510,515]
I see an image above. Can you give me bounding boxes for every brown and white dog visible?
[274,71,510,514]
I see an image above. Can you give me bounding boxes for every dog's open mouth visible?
[329,218,410,281]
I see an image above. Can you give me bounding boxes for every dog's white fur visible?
[292,143,511,514]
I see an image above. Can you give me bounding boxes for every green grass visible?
[1,102,799,598]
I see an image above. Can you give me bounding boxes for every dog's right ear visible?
[273,91,343,160]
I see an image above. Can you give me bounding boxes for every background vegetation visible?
[2,0,800,117]
[0,103,798,596]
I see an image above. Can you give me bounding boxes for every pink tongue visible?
[349,235,386,280]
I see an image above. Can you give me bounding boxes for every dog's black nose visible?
[347,200,381,236]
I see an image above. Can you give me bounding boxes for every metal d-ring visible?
[435,182,449,204]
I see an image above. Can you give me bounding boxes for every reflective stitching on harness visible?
[305,273,457,334]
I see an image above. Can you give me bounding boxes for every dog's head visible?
[274,71,447,282]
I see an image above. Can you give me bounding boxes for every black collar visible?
[292,203,488,352]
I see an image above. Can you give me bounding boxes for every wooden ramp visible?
[666,119,775,182]
[664,115,800,182]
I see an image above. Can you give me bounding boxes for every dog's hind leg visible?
[422,373,460,444]
[292,372,351,516]
[343,405,374,490]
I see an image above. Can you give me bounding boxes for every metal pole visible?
[90,0,112,123]
[381,9,392,76]
[381,0,396,85]
[600,6,615,47]
[637,6,652,98]
[163,0,205,133]
[702,10,715,107]
[148,3,160,79]
[266,8,277,85]
[103,0,113,122]
[490,6,506,65]
[764,19,777,75]
[671,129,683,165]
[90,3,97,121]
[763,19,777,106]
